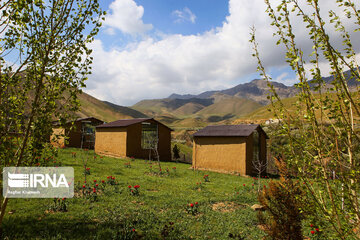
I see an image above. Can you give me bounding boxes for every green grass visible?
[3,148,267,239]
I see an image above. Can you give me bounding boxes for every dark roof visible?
[52,117,104,126]
[96,118,172,130]
[193,124,269,138]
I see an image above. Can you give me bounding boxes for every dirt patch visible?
[146,189,159,192]
[212,201,245,212]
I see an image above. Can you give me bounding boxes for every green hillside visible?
[195,97,262,118]
[132,98,213,116]
[173,102,205,115]
[236,92,360,122]
[77,92,147,122]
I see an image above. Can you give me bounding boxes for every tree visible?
[251,0,360,238]
[0,0,105,228]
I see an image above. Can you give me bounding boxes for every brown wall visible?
[66,121,82,148]
[259,131,267,173]
[192,131,267,176]
[66,118,104,148]
[95,127,127,158]
[95,119,172,161]
[50,128,65,148]
[192,136,248,175]
[126,119,172,161]
[246,134,254,175]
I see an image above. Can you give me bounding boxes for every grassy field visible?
[3,148,267,239]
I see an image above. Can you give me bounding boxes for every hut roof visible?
[193,124,269,138]
[52,117,104,126]
[96,118,173,130]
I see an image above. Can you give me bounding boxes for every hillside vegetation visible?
[76,92,147,122]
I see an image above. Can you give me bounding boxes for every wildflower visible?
[93,188,96,193]
[195,202,198,205]
[94,180,97,183]
[190,203,194,207]
[316,228,319,232]
[134,185,140,189]
[310,224,314,227]
[132,228,135,232]
[128,185,132,188]
[243,184,245,187]
[96,184,98,187]
[102,180,105,183]
[311,230,315,234]
[82,185,85,188]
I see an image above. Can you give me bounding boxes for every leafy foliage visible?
[251,0,360,238]
[0,0,104,225]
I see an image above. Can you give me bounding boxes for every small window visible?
[141,122,158,149]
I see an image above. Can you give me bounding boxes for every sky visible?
[83,0,360,106]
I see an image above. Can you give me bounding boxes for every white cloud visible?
[172,7,196,24]
[104,0,153,35]
[86,0,360,106]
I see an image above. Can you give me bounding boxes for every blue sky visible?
[84,0,356,106]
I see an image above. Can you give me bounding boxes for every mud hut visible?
[51,117,104,149]
[95,118,172,161]
[192,124,268,175]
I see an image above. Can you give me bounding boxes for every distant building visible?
[192,124,268,175]
[51,117,104,149]
[95,118,172,161]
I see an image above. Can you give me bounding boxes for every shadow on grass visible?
[2,209,186,240]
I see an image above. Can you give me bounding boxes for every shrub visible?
[257,158,304,239]
[186,202,199,215]
[128,185,140,196]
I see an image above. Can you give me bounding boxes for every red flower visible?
[132,228,135,232]
[311,230,315,234]
[316,228,319,232]
[96,184,98,187]
[134,185,140,189]
[252,184,254,186]
[102,180,105,183]
[107,176,110,179]
[82,185,85,188]
[93,188,96,193]
[310,224,314,227]
[128,185,132,188]
[190,203,194,207]
[195,202,198,205]
[243,184,245,187]
[94,180,97,183]
[62,198,65,200]
[112,177,115,180]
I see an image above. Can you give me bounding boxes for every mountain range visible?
[76,69,359,127]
